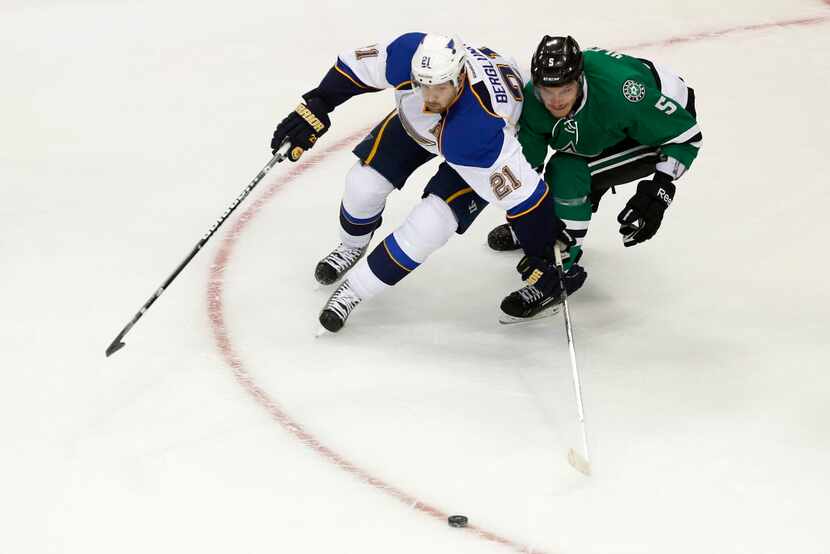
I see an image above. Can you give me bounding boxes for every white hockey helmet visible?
[411,34,467,88]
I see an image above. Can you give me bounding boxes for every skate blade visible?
[567,448,592,476]
[313,280,333,291]
[313,277,343,291]
[498,305,561,325]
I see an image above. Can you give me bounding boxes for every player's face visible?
[536,81,580,118]
[421,81,459,112]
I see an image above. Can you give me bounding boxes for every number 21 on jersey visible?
[490,165,522,200]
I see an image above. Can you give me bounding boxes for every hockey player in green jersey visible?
[492,36,702,321]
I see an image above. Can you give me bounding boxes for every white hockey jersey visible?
[330,33,550,219]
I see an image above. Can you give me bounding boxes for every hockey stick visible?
[105,141,294,358]
[553,246,592,476]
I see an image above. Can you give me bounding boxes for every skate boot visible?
[487,223,521,251]
[314,243,369,285]
[499,264,587,324]
[319,280,363,332]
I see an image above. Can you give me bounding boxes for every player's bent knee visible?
[343,162,396,216]
[394,194,458,261]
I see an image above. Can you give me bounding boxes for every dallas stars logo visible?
[564,119,578,134]
[558,141,578,154]
[559,119,579,153]
[622,79,646,102]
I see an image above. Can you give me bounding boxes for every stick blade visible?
[105,340,126,357]
[567,448,592,476]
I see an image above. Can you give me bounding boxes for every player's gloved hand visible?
[589,185,612,213]
[552,218,576,262]
[270,96,331,162]
[515,232,574,296]
[617,173,676,247]
[516,254,562,297]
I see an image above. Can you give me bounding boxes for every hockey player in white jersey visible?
[269,33,577,331]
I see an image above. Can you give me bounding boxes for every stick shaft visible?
[105,143,291,357]
[553,247,591,465]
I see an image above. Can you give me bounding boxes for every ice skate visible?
[318,280,363,332]
[499,264,587,324]
[314,243,369,285]
[487,223,521,251]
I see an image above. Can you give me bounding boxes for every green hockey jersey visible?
[519,48,701,174]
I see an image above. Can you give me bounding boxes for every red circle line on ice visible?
[206,128,539,553]
[207,127,544,554]
[208,12,829,553]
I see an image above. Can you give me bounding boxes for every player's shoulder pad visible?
[385,32,426,88]
[441,82,506,168]
[583,48,654,110]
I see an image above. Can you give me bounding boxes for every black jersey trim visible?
[685,87,697,116]
[471,81,500,119]
[638,58,662,90]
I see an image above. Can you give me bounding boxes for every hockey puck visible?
[448,515,468,528]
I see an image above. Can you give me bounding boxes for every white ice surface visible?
[2,1,830,553]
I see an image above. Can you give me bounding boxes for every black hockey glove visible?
[589,185,613,213]
[270,96,331,162]
[515,235,575,296]
[516,254,562,297]
[552,220,577,262]
[617,173,676,247]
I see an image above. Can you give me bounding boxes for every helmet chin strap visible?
[440,70,467,112]
[570,74,586,116]
[452,68,467,94]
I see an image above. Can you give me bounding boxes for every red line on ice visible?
[207,130,543,553]
[207,8,830,553]
[620,13,829,50]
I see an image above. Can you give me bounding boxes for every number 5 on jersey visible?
[491,165,522,200]
[655,95,677,115]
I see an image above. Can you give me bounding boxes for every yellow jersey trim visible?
[469,82,503,119]
[382,240,413,273]
[334,64,367,89]
[445,187,474,204]
[364,111,398,164]
[506,185,550,220]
